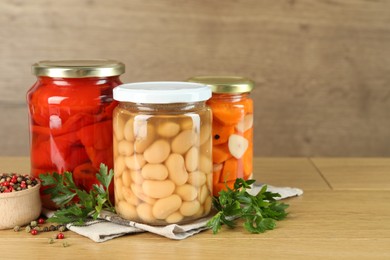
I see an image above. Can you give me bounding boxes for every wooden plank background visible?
[0,0,389,156]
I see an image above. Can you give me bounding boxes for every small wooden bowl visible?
[0,180,42,230]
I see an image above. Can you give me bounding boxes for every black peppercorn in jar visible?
[112,82,213,225]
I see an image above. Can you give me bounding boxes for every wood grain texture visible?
[312,157,390,190]
[1,157,390,258]
[0,0,390,156]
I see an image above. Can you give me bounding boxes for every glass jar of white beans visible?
[112,82,213,225]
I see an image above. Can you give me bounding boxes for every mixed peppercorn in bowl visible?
[0,173,41,229]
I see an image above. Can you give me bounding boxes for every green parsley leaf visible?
[207,178,289,234]
[39,163,115,224]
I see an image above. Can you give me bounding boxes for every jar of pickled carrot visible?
[112,82,213,225]
[188,76,254,196]
[27,60,125,208]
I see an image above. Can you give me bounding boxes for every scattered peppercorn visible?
[31,229,38,235]
[58,225,66,232]
[13,226,20,232]
[62,241,69,247]
[49,225,57,231]
[43,227,49,232]
[38,218,45,224]
[48,238,55,244]
[30,220,38,227]
[57,233,65,239]
[25,226,31,233]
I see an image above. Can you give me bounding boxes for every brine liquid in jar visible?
[188,76,254,196]
[27,60,125,208]
[112,82,213,225]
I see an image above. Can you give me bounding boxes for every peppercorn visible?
[43,227,49,232]
[30,220,37,227]
[58,225,66,232]
[13,226,20,232]
[49,225,57,231]
[31,229,38,235]
[56,233,65,239]
[25,226,31,233]
[48,238,55,244]
[38,218,45,225]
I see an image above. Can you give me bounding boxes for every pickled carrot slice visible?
[243,144,253,177]
[211,104,244,126]
[212,121,235,145]
[219,157,238,183]
[213,143,232,164]
[213,164,222,185]
[242,98,253,114]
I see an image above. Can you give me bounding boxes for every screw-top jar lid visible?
[113,82,212,104]
[187,76,254,94]
[32,60,125,78]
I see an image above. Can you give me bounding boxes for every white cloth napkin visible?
[45,184,303,242]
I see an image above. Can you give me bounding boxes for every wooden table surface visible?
[1,157,389,259]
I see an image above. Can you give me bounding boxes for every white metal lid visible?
[113,82,212,104]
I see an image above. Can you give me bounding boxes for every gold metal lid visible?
[32,60,125,78]
[187,76,254,94]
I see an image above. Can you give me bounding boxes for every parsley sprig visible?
[207,178,289,234]
[39,164,115,225]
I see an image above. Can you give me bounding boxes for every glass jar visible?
[27,60,125,208]
[112,82,213,225]
[188,76,254,196]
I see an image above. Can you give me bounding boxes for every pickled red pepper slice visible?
[29,82,101,127]
[77,120,113,150]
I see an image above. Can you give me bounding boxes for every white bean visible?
[199,123,211,146]
[122,186,139,206]
[131,184,156,205]
[143,139,170,164]
[185,146,199,172]
[187,171,206,187]
[152,194,182,220]
[175,184,198,201]
[130,170,144,185]
[118,140,134,156]
[165,211,184,224]
[123,118,135,142]
[165,153,188,185]
[142,180,175,199]
[141,164,168,180]
[136,203,155,223]
[199,154,212,174]
[157,122,180,138]
[117,201,137,220]
[125,154,146,171]
[171,130,197,154]
[122,170,132,188]
[180,200,201,217]
[114,156,125,178]
[198,184,208,204]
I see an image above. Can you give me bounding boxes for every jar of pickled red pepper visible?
[112,82,213,225]
[27,60,125,208]
[188,76,254,196]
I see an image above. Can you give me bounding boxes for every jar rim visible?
[113,81,212,104]
[32,60,125,78]
[187,76,254,94]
